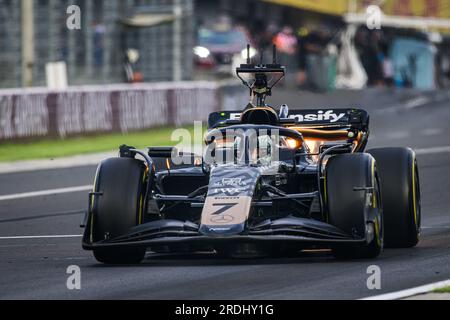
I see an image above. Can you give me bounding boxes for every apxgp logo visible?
[214,178,245,187]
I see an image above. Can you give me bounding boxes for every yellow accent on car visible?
[372,160,377,209]
[412,156,418,227]
[138,169,148,225]
[138,194,144,225]
[89,167,100,243]
[374,218,382,247]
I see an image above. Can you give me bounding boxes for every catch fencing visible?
[0,81,248,141]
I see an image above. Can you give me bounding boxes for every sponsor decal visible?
[288,110,346,123]
[208,168,260,197]
[229,113,242,121]
[214,178,245,187]
[210,214,235,224]
[228,110,346,123]
[210,188,245,196]
[211,202,239,217]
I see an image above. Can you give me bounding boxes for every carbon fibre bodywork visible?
[82,110,373,253]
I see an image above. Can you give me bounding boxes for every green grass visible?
[0,126,196,162]
[434,286,450,294]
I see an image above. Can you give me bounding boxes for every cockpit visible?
[204,125,304,167]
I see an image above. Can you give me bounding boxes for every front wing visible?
[82,216,367,250]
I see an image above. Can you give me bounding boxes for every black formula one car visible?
[82,47,421,264]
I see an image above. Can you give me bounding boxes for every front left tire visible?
[326,153,383,259]
[368,148,421,248]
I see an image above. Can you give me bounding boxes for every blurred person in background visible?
[381,42,394,87]
[436,40,450,87]
[273,26,298,55]
[251,20,278,52]
[355,28,384,87]
[296,27,309,87]
[301,27,333,91]
[123,49,143,83]
[273,26,298,86]
[93,22,106,69]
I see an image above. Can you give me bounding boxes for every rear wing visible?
[208,109,370,130]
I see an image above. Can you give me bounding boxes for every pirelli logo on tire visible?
[201,196,252,226]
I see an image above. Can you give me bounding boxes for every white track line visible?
[415,146,450,155]
[0,185,92,202]
[0,235,83,240]
[0,152,116,174]
[375,96,430,113]
[421,128,444,137]
[361,279,450,300]
[404,96,432,110]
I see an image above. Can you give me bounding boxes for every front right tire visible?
[90,157,147,264]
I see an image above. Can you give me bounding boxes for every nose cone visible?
[199,195,253,237]
[199,166,261,237]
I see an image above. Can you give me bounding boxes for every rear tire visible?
[368,148,421,248]
[90,158,147,264]
[326,153,383,259]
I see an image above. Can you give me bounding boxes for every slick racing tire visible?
[326,153,383,259]
[91,158,147,264]
[368,148,421,248]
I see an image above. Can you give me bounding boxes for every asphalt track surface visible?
[1,88,450,300]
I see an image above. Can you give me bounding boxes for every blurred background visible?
[0,0,449,146]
